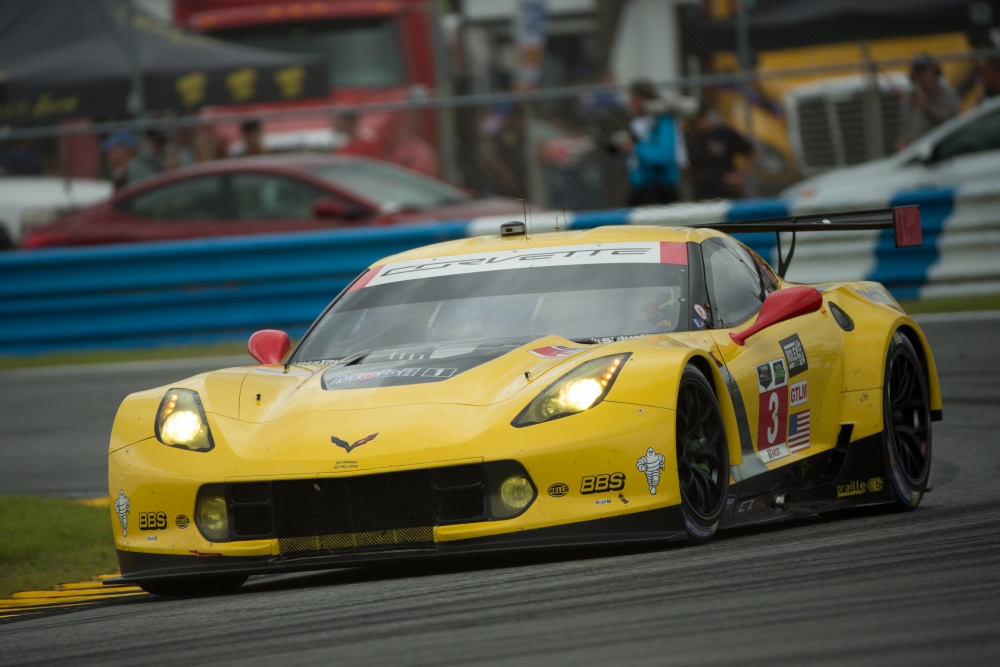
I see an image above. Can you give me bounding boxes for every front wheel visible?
[675,365,729,542]
[882,331,932,510]
[139,575,248,597]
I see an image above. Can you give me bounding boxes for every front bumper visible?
[107,505,687,585]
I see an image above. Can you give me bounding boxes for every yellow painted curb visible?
[0,573,145,621]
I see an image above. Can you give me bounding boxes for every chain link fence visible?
[2,0,998,248]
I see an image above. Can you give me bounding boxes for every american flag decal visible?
[788,410,811,452]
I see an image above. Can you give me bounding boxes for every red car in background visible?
[22,154,525,249]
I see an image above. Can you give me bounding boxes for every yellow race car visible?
[106,207,939,596]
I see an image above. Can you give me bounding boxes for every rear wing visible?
[694,206,921,278]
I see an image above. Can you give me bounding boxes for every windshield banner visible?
[355,242,687,290]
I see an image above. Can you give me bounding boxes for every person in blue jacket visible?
[608,79,688,206]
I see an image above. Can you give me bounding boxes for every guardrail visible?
[1,187,996,355]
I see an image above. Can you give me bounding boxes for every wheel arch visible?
[687,354,743,468]
[894,322,943,419]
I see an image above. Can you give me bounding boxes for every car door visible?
[701,237,843,492]
[229,172,360,233]
[91,176,229,244]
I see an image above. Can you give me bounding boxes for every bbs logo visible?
[580,473,625,494]
[139,511,167,531]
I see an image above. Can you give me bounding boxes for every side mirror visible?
[312,198,350,219]
[730,286,823,346]
[248,329,291,364]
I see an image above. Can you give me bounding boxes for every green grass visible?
[897,293,1000,314]
[0,496,119,598]
[0,341,250,371]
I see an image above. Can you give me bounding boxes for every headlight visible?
[155,388,214,452]
[195,485,229,542]
[512,353,630,427]
[487,461,536,519]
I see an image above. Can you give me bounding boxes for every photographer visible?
[608,80,688,206]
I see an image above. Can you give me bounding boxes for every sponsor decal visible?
[773,359,786,387]
[779,334,808,377]
[636,447,666,495]
[694,303,709,320]
[787,410,811,453]
[726,493,736,510]
[595,498,612,505]
[693,318,706,329]
[737,496,769,514]
[362,242,689,287]
[331,433,378,453]
[756,358,789,463]
[580,473,626,494]
[330,368,422,385]
[421,367,457,378]
[114,490,130,537]
[756,362,773,391]
[548,483,569,498]
[175,515,190,529]
[334,460,359,470]
[530,345,585,358]
[139,511,168,531]
[790,380,808,407]
[147,536,157,541]
[837,477,884,498]
[618,492,629,505]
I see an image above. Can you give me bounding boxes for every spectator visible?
[194,129,226,163]
[388,112,439,177]
[980,54,1000,102]
[333,113,383,160]
[127,129,167,184]
[897,54,959,149]
[608,79,688,206]
[483,103,528,199]
[233,118,268,157]
[686,105,756,200]
[101,132,138,189]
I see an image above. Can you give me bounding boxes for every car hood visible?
[233,336,608,424]
[782,158,899,201]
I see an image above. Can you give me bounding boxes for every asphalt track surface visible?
[1,315,999,666]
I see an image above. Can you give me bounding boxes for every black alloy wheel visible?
[882,331,932,510]
[676,365,729,542]
[139,575,248,597]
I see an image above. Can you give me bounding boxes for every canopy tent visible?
[681,0,1000,56]
[0,0,327,125]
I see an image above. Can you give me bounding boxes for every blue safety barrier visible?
[1,188,992,356]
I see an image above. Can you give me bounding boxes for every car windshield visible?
[294,243,690,362]
[310,161,469,209]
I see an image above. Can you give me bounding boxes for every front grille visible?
[227,464,487,556]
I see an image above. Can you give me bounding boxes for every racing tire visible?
[881,331,932,511]
[138,575,248,597]
[675,365,729,542]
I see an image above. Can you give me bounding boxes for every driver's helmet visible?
[646,286,681,331]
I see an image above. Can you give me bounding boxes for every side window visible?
[125,177,223,220]
[932,109,1000,162]
[231,174,329,220]
[748,248,779,293]
[703,237,766,328]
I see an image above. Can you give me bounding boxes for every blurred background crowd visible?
[2,0,999,249]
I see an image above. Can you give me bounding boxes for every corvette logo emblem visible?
[331,433,379,453]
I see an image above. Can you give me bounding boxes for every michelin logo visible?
[114,490,130,537]
[636,447,666,495]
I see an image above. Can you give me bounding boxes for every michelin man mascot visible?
[636,447,665,494]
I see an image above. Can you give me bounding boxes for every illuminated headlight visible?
[512,353,630,427]
[155,388,214,451]
[195,485,229,542]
